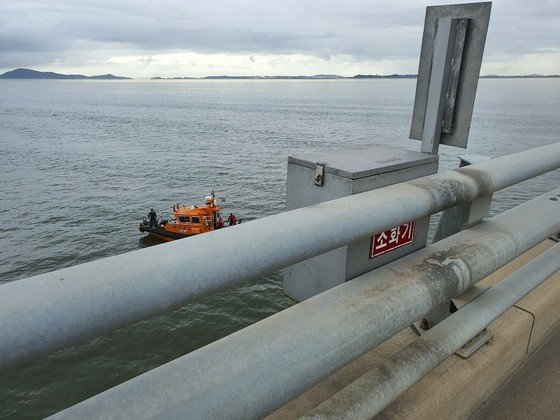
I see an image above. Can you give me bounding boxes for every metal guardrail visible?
[52,187,560,418]
[304,242,560,419]
[1,142,560,372]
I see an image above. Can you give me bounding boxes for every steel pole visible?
[52,188,560,419]
[1,142,560,371]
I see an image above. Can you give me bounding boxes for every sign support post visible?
[410,2,492,337]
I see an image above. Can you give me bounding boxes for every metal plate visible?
[410,2,492,148]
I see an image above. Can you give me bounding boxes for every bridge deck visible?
[472,323,560,419]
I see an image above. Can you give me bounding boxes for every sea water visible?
[1,78,559,417]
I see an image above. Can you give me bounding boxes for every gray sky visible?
[0,0,558,77]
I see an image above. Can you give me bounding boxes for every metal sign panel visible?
[410,2,492,149]
[370,221,416,258]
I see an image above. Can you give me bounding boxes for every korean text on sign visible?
[370,221,416,258]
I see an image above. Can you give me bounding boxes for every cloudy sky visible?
[0,0,558,78]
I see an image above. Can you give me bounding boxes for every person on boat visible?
[228,213,236,226]
[148,209,157,228]
[216,217,223,229]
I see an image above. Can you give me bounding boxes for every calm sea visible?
[1,79,559,417]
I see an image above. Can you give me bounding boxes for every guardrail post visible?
[406,2,491,339]
[433,154,493,241]
[415,154,495,354]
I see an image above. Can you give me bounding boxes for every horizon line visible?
[1,68,560,80]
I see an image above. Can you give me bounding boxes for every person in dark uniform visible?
[148,208,157,228]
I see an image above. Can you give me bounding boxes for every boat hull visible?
[138,224,193,242]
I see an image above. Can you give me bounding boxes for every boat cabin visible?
[166,195,221,236]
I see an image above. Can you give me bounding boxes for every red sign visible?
[370,221,416,258]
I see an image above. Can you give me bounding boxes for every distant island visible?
[0,68,132,80]
[480,74,560,79]
[1,68,559,80]
[353,74,417,79]
[152,74,408,80]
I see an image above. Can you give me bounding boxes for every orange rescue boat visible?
[138,192,224,241]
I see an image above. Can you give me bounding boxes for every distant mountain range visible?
[1,68,558,80]
[0,68,132,80]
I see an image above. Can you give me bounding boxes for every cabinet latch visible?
[314,163,325,186]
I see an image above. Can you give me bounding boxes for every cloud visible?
[0,0,558,76]
[138,56,154,66]
[0,1,420,58]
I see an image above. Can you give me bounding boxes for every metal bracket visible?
[433,155,493,241]
[314,163,325,186]
[450,275,495,359]
[412,302,454,335]
[442,18,468,134]
[412,284,495,358]
[420,17,467,154]
[455,328,494,359]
